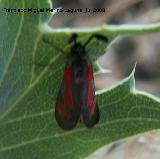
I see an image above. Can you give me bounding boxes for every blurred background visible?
[50,0,160,158]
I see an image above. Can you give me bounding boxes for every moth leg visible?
[32,61,55,68]
[32,37,67,68]
[42,37,66,54]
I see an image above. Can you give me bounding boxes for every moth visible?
[55,33,108,130]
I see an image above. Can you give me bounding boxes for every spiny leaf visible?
[1,0,160,159]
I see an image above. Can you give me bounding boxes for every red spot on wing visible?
[86,65,97,119]
[63,68,74,108]
[87,80,93,107]
[77,100,82,108]
[86,65,94,107]
[64,68,74,83]
[58,102,70,119]
[86,65,94,81]
[89,98,96,118]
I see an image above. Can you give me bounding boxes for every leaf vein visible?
[0,118,160,153]
[0,0,25,86]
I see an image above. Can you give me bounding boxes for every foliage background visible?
[51,0,160,158]
[0,0,160,159]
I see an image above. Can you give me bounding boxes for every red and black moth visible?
[55,33,108,130]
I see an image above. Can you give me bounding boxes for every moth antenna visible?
[84,34,108,47]
[68,33,78,45]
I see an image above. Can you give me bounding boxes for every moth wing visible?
[82,65,99,128]
[55,67,81,130]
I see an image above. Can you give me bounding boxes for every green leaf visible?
[1,0,160,159]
